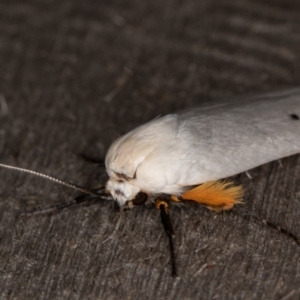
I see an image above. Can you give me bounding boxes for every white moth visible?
[1,88,300,275]
[105,88,300,209]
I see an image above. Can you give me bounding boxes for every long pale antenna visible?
[0,163,107,198]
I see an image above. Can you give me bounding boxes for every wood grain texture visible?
[0,0,300,299]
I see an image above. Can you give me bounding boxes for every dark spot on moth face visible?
[115,172,131,181]
[290,114,299,120]
[115,189,124,196]
[115,171,137,181]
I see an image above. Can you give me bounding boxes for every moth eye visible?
[132,192,148,206]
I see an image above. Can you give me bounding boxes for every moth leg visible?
[155,199,177,277]
[79,153,105,165]
[235,211,300,246]
[181,181,243,212]
[21,187,108,216]
[249,213,300,246]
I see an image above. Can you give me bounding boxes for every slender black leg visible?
[156,199,177,277]
[20,187,110,216]
[79,153,105,165]
[233,210,300,246]
[249,213,300,246]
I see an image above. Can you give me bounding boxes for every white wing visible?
[105,88,300,195]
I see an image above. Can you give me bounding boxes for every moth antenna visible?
[0,163,106,198]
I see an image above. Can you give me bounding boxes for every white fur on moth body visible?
[105,88,300,207]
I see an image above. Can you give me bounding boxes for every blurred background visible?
[0,0,300,299]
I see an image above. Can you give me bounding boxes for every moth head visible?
[104,121,164,207]
[105,176,148,207]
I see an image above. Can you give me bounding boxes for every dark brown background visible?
[0,0,300,299]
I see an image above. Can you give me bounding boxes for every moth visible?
[1,88,300,276]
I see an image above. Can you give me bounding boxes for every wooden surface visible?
[0,0,300,299]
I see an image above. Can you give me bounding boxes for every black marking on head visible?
[132,192,148,206]
[115,189,124,196]
[133,170,137,180]
[290,114,299,120]
[115,172,132,181]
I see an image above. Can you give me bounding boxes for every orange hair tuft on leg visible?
[181,180,243,212]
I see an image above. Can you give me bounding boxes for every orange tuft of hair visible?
[181,180,243,212]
